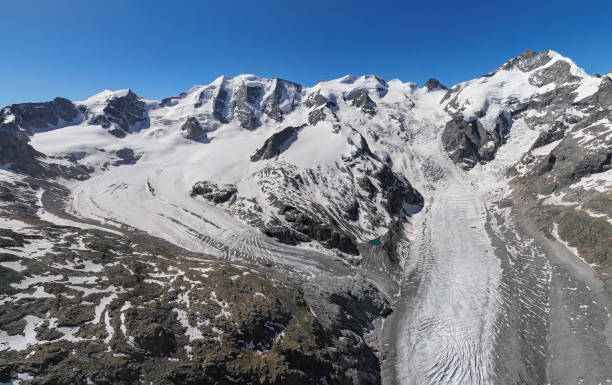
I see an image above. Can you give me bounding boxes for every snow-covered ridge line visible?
[70,50,599,108]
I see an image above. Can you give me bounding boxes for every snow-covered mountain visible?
[0,50,611,385]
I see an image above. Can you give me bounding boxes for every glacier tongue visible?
[396,166,501,385]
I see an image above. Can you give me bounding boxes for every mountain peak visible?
[424,78,447,91]
[545,50,589,77]
[80,89,137,105]
[499,49,553,72]
[497,49,589,78]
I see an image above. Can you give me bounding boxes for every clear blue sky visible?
[2,0,612,107]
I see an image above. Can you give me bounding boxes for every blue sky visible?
[2,0,611,106]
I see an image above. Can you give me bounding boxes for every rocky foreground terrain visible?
[0,50,610,384]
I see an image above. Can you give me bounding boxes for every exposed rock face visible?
[523,111,612,194]
[323,278,392,331]
[529,60,581,87]
[576,76,612,111]
[374,164,424,214]
[88,90,147,137]
[180,116,206,140]
[441,114,509,169]
[440,50,601,169]
[212,86,229,123]
[306,93,337,125]
[262,78,302,122]
[234,83,263,130]
[304,93,330,109]
[350,132,375,159]
[507,53,612,280]
[0,97,88,177]
[346,89,376,115]
[0,130,90,179]
[308,108,328,126]
[207,78,302,128]
[0,97,78,176]
[531,121,568,149]
[191,180,237,204]
[250,126,301,161]
[0,97,78,136]
[501,49,553,72]
[111,147,140,166]
[424,78,447,91]
[371,75,389,97]
[161,91,187,107]
[0,130,47,176]
[515,128,612,290]
[264,204,360,254]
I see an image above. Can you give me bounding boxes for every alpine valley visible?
[0,50,611,385]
